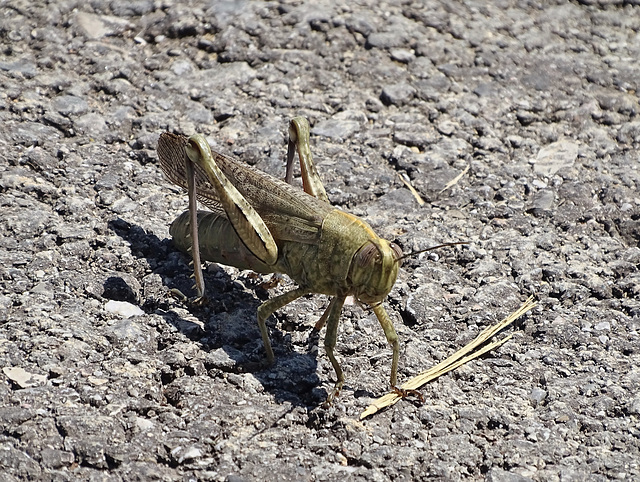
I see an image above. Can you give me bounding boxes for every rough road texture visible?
[1,1,639,480]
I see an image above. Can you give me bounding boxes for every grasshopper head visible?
[349,239,403,304]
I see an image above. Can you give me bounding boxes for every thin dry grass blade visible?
[361,296,537,419]
[398,173,425,205]
[439,164,470,194]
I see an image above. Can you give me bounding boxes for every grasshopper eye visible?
[355,243,379,268]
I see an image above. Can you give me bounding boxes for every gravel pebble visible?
[380,82,417,106]
[52,95,89,116]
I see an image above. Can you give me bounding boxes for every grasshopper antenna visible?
[396,242,468,263]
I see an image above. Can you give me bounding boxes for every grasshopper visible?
[158,117,406,402]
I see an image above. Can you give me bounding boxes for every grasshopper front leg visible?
[321,295,347,404]
[372,304,399,388]
[317,297,400,399]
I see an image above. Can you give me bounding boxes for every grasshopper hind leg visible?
[285,117,329,203]
[185,156,207,303]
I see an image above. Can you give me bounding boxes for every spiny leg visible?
[185,157,206,301]
[322,295,347,405]
[286,117,329,202]
[257,287,309,363]
[157,132,206,301]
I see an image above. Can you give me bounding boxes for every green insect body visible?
[158,117,403,402]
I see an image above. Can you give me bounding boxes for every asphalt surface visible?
[1,1,639,480]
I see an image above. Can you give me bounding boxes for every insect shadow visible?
[109,218,326,406]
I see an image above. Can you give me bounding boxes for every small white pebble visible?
[104,300,144,318]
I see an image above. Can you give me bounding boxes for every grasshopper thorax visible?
[349,239,403,304]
